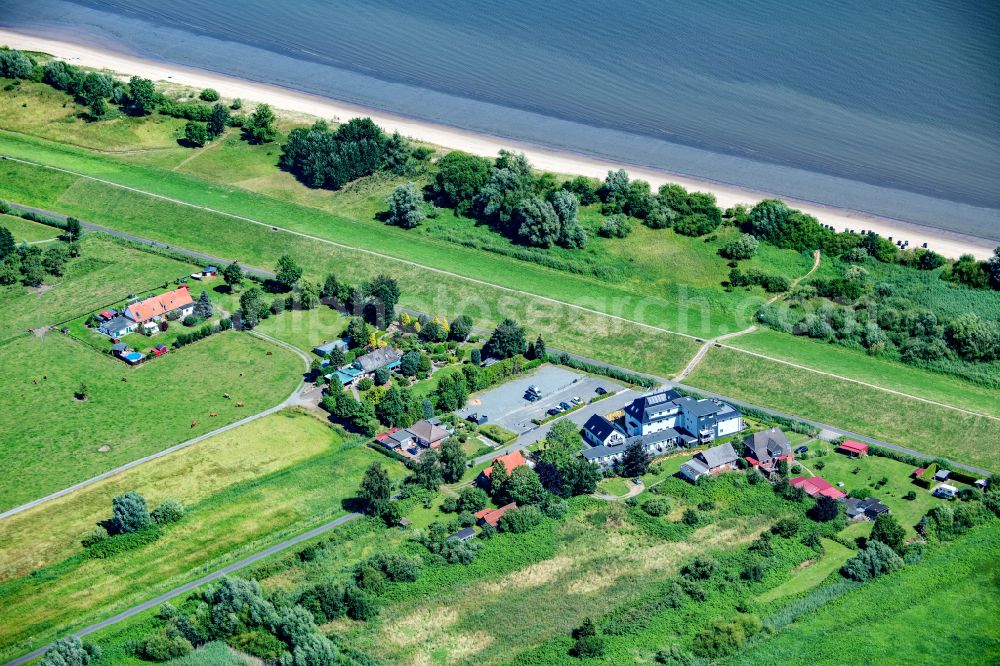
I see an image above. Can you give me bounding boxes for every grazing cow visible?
[191,420,197,428]
[210,411,217,417]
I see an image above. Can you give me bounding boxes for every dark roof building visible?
[679,442,739,483]
[353,347,403,374]
[743,427,792,467]
[845,497,891,520]
[582,414,626,448]
[448,527,476,542]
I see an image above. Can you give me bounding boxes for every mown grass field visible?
[756,538,853,603]
[730,521,1000,665]
[0,212,60,242]
[0,331,302,510]
[255,305,347,353]
[0,233,197,343]
[687,346,1000,470]
[0,410,406,663]
[729,329,1000,419]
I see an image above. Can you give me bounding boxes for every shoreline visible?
[0,28,994,260]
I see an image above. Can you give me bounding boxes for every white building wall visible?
[716,415,743,438]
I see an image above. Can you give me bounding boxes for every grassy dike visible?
[0,410,407,664]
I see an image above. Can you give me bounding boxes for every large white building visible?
[623,389,743,444]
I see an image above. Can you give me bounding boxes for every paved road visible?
[4,512,363,666]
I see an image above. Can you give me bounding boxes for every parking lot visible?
[460,365,623,434]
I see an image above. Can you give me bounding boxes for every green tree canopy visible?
[484,318,527,359]
[244,103,277,144]
[275,254,303,290]
[358,462,392,516]
[112,490,151,533]
[433,151,493,214]
[386,182,426,229]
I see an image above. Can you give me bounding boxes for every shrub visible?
[598,214,631,238]
[136,633,193,661]
[681,556,717,580]
[199,88,220,101]
[230,630,285,660]
[498,504,544,533]
[87,526,160,558]
[692,615,762,658]
[357,377,374,391]
[771,516,800,538]
[150,498,185,525]
[721,233,759,260]
[112,490,151,533]
[841,541,903,581]
[641,497,670,517]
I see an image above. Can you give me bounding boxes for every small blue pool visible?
[124,352,143,362]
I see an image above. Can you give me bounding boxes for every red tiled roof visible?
[482,450,527,479]
[790,476,846,500]
[474,502,518,527]
[912,467,925,478]
[837,440,869,455]
[374,427,400,443]
[126,286,193,323]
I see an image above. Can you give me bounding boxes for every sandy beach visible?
[0,28,994,260]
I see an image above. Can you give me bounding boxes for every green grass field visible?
[729,329,1000,419]
[255,305,347,353]
[0,331,302,510]
[0,212,60,242]
[756,538,853,603]
[0,233,198,343]
[0,410,405,663]
[731,521,1000,665]
[687,346,1000,469]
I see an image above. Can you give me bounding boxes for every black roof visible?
[583,414,622,442]
[448,527,476,541]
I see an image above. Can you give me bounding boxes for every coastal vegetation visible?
[1,52,998,454]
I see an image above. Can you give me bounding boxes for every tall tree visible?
[222,262,244,291]
[112,491,151,533]
[438,437,466,483]
[195,290,213,319]
[275,254,303,291]
[239,287,266,328]
[207,102,230,138]
[386,182,426,229]
[358,462,392,517]
[64,217,82,242]
[484,318,527,359]
[0,226,15,261]
[183,121,208,147]
[412,450,444,491]
[449,314,473,342]
[620,441,650,477]
[515,196,561,248]
[869,513,906,554]
[244,103,277,144]
[432,151,493,214]
[126,76,157,116]
[366,274,401,324]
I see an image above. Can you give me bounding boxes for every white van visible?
[933,484,958,499]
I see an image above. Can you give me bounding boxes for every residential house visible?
[313,339,350,358]
[679,442,739,483]
[100,315,138,339]
[477,450,529,488]
[408,420,450,448]
[582,429,681,468]
[743,427,793,472]
[330,346,403,386]
[448,527,476,542]
[374,427,402,449]
[790,476,847,500]
[582,415,627,449]
[836,440,869,457]
[623,389,743,444]
[474,502,517,527]
[844,497,890,521]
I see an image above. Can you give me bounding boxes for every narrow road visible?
[4,512,363,666]
[674,250,821,382]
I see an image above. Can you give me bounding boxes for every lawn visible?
[255,304,347,353]
[730,521,1000,665]
[0,233,197,343]
[596,477,633,497]
[0,331,302,511]
[0,410,406,663]
[756,538,853,603]
[729,329,1000,419]
[687,346,1000,470]
[0,212,60,242]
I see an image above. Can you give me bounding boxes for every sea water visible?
[1,0,997,239]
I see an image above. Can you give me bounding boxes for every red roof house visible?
[125,286,194,324]
[911,467,925,478]
[790,476,846,500]
[836,440,869,457]
[474,502,518,527]
[477,450,528,487]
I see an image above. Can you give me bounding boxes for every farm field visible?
[687,346,1000,470]
[728,329,1000,419]
[0,211,60,242]
[0,233,197,343]
[0,410,406,663]
[731,521,1000,665]
[0,331,302,511]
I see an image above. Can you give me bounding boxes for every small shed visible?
[110,342,128,357]
[203,266,218,276]
[836,440,869,457]
[933,469,951,482]
[448,527,476,542]
[911,467,925,478]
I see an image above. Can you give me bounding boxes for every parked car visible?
[570,396,582,405]
[524,392,538,402]
[632,477,643,485]
[595,386,607,395]
[407,447,419,456]
[527,385,541,396]
[795,445,808,454]
[559,401,572,411]
[547,408,561,417]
